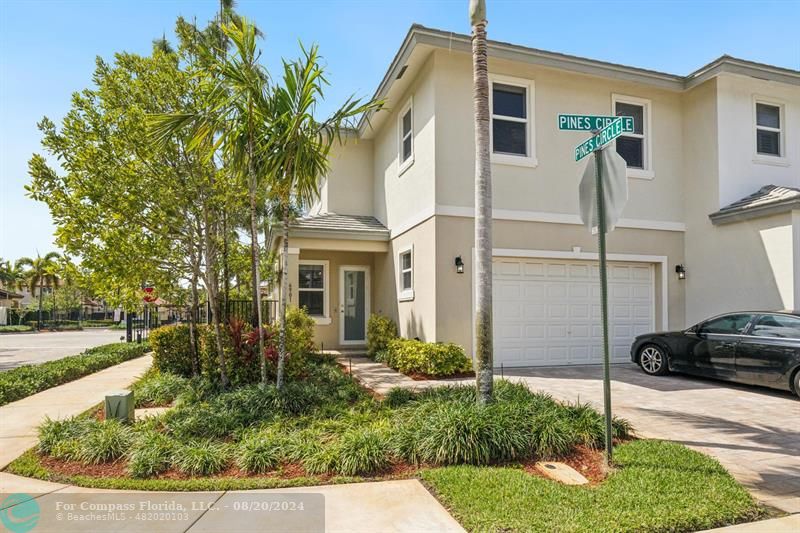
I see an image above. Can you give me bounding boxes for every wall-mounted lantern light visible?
[455,256,465,274]
[675,264,686,280]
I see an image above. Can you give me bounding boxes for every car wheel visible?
[793,371,800,400]
[638,345,668,376]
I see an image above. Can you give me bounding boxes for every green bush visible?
[0,342,148,406]
[0,325,33,333]
[236,431,284,474]
[77,419,135,464]
[383,339,472,377]
[128,431,175,478]
[133,370,189,407]
[366,314,397,357]
[173,440,229,476]
[149,324,196,377]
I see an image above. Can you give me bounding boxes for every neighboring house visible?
[272,24,800,367]
[0,287,24,309]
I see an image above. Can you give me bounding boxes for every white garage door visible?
[493,257,655,367]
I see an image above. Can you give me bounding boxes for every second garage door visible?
[493,257,655,367]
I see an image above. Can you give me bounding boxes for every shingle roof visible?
[709,185,800,225]
[289,214,389,239]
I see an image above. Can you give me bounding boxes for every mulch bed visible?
[522,445,608,484]
[407,370,475,381]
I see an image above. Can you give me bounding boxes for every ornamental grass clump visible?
[236,431,285,474]
[335,426,392,476]
[127,431,175,478]
[133,371,189,407]
[37,416,94,455]
[77,419,135,464]
[173,440,229,476]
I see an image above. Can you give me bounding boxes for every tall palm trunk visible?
[276,207,289,389]
[471,0,493,405]
[37,281,43,330]
[188,268,200,377]
[248,124,267,385]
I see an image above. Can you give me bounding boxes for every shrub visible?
[128,431,175,478]
[236,431,284,474]
[0,342,148,406]
[528,407,578,458]
[173,440,230,476]
[284,306,316,357]
[0,325,33,333]
[383,339,472,377]
[366,314,397,357]
[149,324,196,377]
[77,419,134,464]
[335,426,391,476]
[133,371,189,407]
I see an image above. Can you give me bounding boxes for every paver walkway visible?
[0,355,152,469]
[0,473,464,533]
[345,359,800,514]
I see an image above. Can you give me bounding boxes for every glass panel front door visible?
[343,270,366,342]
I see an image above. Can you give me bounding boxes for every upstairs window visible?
[613,95,652,179]
[398,98,414,173]
[490,76,536,167]
[755,102,782,157]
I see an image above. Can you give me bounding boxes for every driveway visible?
[0,329,125,371]
[503,363,800,514]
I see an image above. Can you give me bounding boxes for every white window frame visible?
[397,244,414,301]
[298,260,331,325]
[489,74,537,168]
[753,97,787,166]
[398,97,414,175]
[612,94,654,179]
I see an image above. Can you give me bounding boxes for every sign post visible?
[559,114,631,466]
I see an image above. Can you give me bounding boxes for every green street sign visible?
[574,117,625,161]
[558,114,634,133]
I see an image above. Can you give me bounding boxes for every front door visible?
[339,266,370,345]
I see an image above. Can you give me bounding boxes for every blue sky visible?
[1,0,799,261]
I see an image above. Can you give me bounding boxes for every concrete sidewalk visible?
[0,355,152,469]
[0,473,465,533]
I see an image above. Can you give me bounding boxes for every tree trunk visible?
[222,212,230,323]
[247,126,267,386]
[276,209,289,389]
[37,282,43,330]
[188,269,200,377]
[472,18,494,405]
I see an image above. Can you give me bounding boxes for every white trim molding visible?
[492,248,669,331]
[489,73,538,168]
[612,93,654,180]
[435,204,686,232]
[298,259,331,325]
[388,205,436,239]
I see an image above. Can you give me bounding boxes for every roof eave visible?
[709,199,800,225]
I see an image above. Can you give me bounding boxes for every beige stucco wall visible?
[682,77,799,323]
[716,73,800,207]
[373,217,437,341]
[435,215,685,355]
[372,52,437,230]
[433,50,685,224]
[313,139,375,217]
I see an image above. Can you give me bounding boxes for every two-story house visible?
[272,24,800,367]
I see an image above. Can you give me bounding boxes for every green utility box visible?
[105,389,134,423]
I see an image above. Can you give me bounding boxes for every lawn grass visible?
[0,325,34,333]
[421,439,766,532]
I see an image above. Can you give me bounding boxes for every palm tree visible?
[16,252,60,330]
[470,0,494,404]
[264,45,383,388]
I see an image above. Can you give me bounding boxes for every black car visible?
[631,311,800,397]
